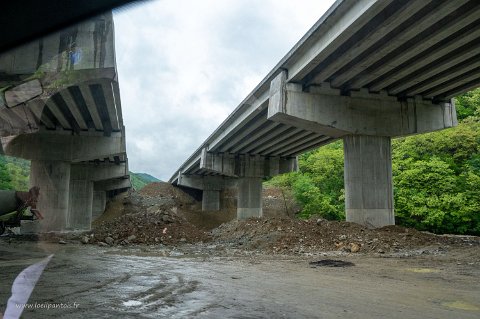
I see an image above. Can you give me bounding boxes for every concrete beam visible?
[71,162,128,182]
[94,177,131,192]
[268,71,457,138]
[200,148,235,176]
[199,149,297,178]
[1,131,125,162]
[177,174,206,190]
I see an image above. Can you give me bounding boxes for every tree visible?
[0,161,13,189]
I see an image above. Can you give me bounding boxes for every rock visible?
[105,236,114,245]
[341,246,351,252]
[98,242,108,247]
[350,243,361,253]
[316,218,326,225]
[339,234,347,240]
[162,215,174,223]
[58,240,67,245]
[127,235,136,242]
[81,236,89,244]
[180,238,187,242]
[377,249,385,254]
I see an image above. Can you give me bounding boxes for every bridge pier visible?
[27,160,71,232]
[92,191,107,220]
[17,155,129,233]
[266,70,457,228]
[237,177,263,219]
[201,176,223,211]
[343,135,394,228]
[68,179,94,230]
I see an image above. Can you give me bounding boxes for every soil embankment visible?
[85,182,479,255]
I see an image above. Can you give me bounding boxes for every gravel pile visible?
[212,217,478,254]
[89,207,210,246]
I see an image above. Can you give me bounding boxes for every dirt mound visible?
[90,207,210,246]
[89,182,208,246]
[89,183,479,254]
[212,217,478,254]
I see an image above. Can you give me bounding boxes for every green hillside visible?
[0,155,30,191]
[130,172,160,190]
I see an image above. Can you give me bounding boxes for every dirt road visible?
[0,240,479,318]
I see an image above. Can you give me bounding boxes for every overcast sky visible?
[113,0,335,181]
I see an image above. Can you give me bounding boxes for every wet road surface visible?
[0,242,479,318]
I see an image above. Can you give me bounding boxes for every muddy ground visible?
[0,182,479,318]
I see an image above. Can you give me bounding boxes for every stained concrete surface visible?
[0,241,479,318]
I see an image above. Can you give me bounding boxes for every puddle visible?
[309,259,355,268]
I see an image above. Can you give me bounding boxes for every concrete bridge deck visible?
[171,0,480,227]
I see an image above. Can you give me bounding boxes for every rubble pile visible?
[89,207,210,246]
[81,182,478,254]
[212,217,476,254]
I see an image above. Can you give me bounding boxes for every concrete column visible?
[202,176,222,211]
[68,179,94,230]
[202,190,220,211]
[24,160,71,232]
[237,177,263,219]
[343,135,394,228]
[92,191,107,220]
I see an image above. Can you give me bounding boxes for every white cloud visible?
[114,0,335,180]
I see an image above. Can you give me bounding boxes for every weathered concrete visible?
[268,71,457,138]
[94,178,131,192]
[1,131,125,162]
[202,190,221,211]
[71,162,128,182]
[66,163,127,230]
[25,160,71,232]
[92,191,107,220]
[178,154,297,214]
[201,176,223,211]
[68,179,94,230]
[169,0,474,228]
[343,135,394,228]
[237,177,263,219]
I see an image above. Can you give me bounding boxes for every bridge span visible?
[171,0,480,227]
[0,12,129,232]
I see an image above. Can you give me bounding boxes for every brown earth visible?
[87,182,479,255]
